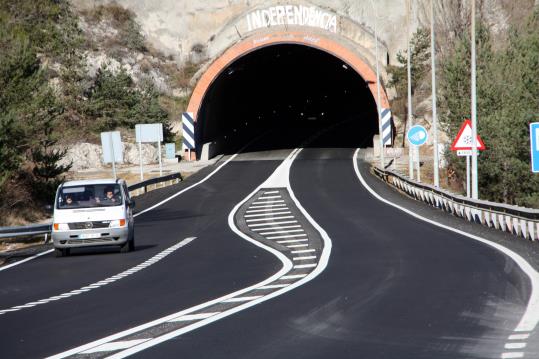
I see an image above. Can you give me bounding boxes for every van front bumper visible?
[52,227,129,248]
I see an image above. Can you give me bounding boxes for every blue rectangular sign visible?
[531,122,539,173]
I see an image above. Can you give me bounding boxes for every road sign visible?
[100,131,123,180]
[407,125,428,146]
[457,150,472,156]
[450,119,485,151]
[530,122,539,173]
[182,112,195,150]
[135,123,163,143]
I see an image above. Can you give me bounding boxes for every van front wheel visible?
[55,248,70,257]
[121,233,135,253]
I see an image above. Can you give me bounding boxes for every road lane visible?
[137,121,533,359]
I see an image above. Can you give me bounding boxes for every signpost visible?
[450,119,486,197]
[530,122,539,173]
[135,123,164,180]
[100,131,123,180]
[407,125,428,182]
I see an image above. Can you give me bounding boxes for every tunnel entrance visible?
[189,33,387,159]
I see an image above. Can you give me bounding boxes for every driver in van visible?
[96,187,118,204]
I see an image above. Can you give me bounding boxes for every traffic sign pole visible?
[466,155,471,198]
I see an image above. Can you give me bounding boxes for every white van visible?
[51,179,135,257]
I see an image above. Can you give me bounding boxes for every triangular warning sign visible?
[450,119,486,151]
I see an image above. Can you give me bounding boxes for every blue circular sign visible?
[407,125,428,146]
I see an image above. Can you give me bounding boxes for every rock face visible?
[59,142,160,171]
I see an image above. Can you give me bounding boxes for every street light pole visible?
[372,1,384,170]
[471,0,479,199]
[431,0,439,187]
[407,0,414,179]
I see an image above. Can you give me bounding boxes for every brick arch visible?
[187,30,390,120]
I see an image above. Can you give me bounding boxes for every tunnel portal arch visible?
[187,30,390,122]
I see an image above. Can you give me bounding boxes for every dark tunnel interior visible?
[196,44,379,158]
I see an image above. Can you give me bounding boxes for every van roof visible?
[62,179,124,187]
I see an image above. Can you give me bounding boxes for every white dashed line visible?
[246,216,294,223]
[169,312,220,322]
[256,284,289,289]
[264,191,280,194]
[259,229,304,235]
[0,237,196,316]
[257,195,282,200]
[248,220,298,227]
[277,239,309,244]
[252,200,285,205]
[291,249,315,254]
[246,208,289,213]
[267,233,307,240]
[248,204,287,209]
[252,225,301,231]
[504,343,526,349]
[222,296,263,303]
[293,256,317,261]
[508,334,530,340]
[80,340,150,354]
[286,244,309,248]
[501,353,524,358]
[294,263,317,269]
[280,274,308,279]
[244,211,291,218]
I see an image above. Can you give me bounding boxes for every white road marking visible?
[0,237,196,316]
[259,229,304,235]
[293,256,317,261]
[246,216,294,223]
[246,207,289,213]
[244,211,291,218]
[264,191,280,194]
[267,233,307,239]
[501,353,524,358]
[256,284,289,289]
[294,264,317,269]
[291,249,315,254]
[286,244,309,248]
[252,200,285,205]
[248,220,298,227]
[353,148,539,334]
[257,195,282,200]
[504,343,526,349]
[222,296,263,303]
[252,225,301,231]
[248,204,286,209]
[0,249,54,273]
[281,274,308,279]
[168,312,220,322]
[277,239,309,244]
[508,334,530,340]
[50,147,333,359]
[80,340,150,354]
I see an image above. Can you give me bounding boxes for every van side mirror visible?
[129,200,136,208]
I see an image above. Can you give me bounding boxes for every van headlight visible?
[53,223,69,231]
[109,219,126,228]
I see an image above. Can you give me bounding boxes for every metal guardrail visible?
[0,172,184,242]
[373,167,539,241]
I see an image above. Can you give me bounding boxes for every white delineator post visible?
[431,0,439,187]
[471,0,479,199]
[157,124,163,177]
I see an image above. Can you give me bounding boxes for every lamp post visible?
[407,0,414,179]
[431,0,439,187]
[369,0,384,170]
[471,0,479,199]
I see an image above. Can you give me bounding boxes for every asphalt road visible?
[0,120,535,358]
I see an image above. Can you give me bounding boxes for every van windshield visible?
[57,184,123,209]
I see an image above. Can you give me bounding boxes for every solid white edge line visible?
[352,148,539,333]
[102,147,333,359]
[0,249,54,273]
